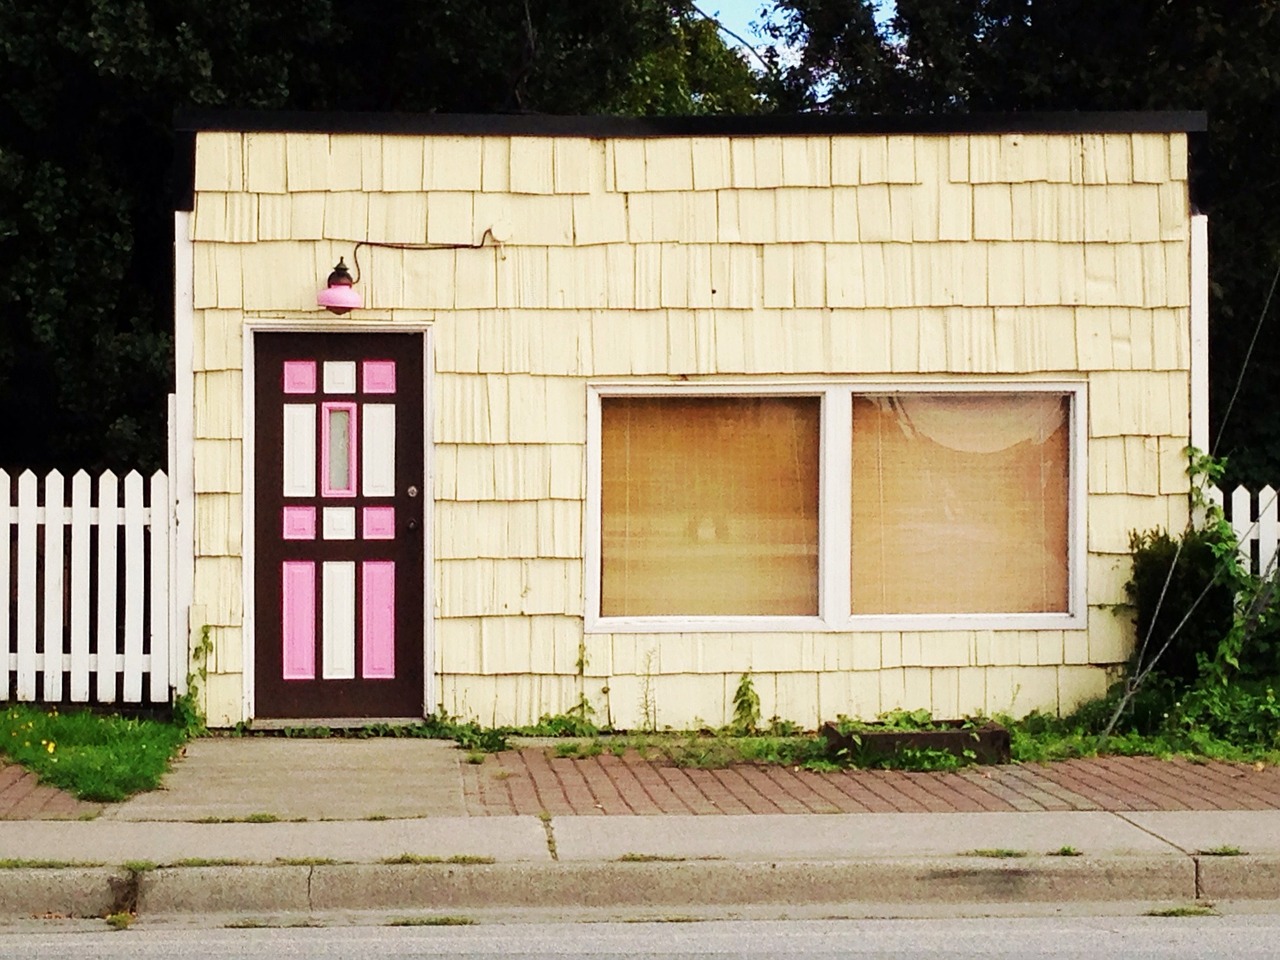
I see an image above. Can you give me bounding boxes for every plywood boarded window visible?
[600,396,820,617]
[850,394,1070,614]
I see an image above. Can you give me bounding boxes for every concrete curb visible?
[0,868,124,918]
[0,856,1220,918]
[1197,854,1280,900]
[17,854,1280,919]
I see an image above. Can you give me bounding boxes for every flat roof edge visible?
[174,109,1208,137]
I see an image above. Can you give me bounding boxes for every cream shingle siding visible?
[188,128,1193,728]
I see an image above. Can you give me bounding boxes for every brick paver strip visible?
[575,757,632,815]
[597,754,664,815]
[457,749,1280,817]
[795,770,867,814]
[1104,756,1222,810]
[997,765,1099,811]
[909,772,993,813]
[518,750,576,816]
[1180,759,1280,808]
[1035,759,1144,810]
[1089,757,1201,810]
[820,771,897,813]
[1131,757,1270,810]
[761,766,843,814]
[655,764,724,815]
[548,756,605,815]
[682,768,750,814]
[985,767,1076,811]
[0,769,41,814]
[739,766,810,814]
[628,757,692,814]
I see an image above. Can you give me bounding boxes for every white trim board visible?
[584,379,1088,635]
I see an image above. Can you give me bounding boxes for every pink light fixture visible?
[317,258,362,314]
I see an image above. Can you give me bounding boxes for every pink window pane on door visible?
[362,561,395,679]
[363,360,396,394]
[281,562,316,680]
[363,507,396,540]
[320,402,358,497]
[283,361,317,394]
[282,507,316,540]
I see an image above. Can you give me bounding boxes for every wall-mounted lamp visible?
[317,258,362,314]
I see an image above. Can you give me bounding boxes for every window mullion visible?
[821,386,853,627]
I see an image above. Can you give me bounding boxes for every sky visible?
[703,0,896,55]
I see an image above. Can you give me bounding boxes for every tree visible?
[767,0,1280,482]
[0,0,768,471]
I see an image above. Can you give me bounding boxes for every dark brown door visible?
[254,332,425,719]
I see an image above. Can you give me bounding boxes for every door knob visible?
[407,519,418,530]
[407,485,419,498]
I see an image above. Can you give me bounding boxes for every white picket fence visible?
[1208,485,1280,578]
[2,469,170,704]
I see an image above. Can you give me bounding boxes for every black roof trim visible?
[175,109,1207,138]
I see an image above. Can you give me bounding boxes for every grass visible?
[0,704,185,803]
[274,856,338,866]
[618,853,687,863]
[1199,845,1246,856]
[104,912,134,930]
[1146,905,1217,917]
[963,849,1029,858]
[0,858,104,869]
[1048,846,1083,857]
[380,853,496,865]
[122,860,158,873]
[387,916,475,926]
[194,813,282,824]
[171,858,248,867]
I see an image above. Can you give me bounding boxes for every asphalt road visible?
[5,916,1280,959]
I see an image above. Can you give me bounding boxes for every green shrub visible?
[1126,527,1235,686]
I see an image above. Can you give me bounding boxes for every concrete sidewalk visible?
[1,737,1279,921]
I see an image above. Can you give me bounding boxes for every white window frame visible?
[584,379,1087,635]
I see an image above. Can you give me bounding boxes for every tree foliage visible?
[767,0,1280,482]
[0,0,763,471]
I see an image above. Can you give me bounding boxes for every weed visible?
[521,707,598,739]
[446,854,495,864]
[730,674,761,735]
[171,858,248,868]
[241,813,280,823]
[465,751,486,764]
[104,912,134,930]
[122,860,157,873]
[388,916,475,926]
[1049,846,1083,857]
[274,856,337,866]
[365,814,390,822]
[492,769,512,780]
[1146,905,1217,917]
[0,858,102,869]
[963,849,1028,858]
[622,916,702,923]
[0,704,185,802]
[225,918,270,928]
[639,649,658,733]
[1199,845,1246,856]
[381,854,443,865]
[618,853,688,863]
[553,742,580,759]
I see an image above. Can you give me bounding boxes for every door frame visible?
[242,320,434,723]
